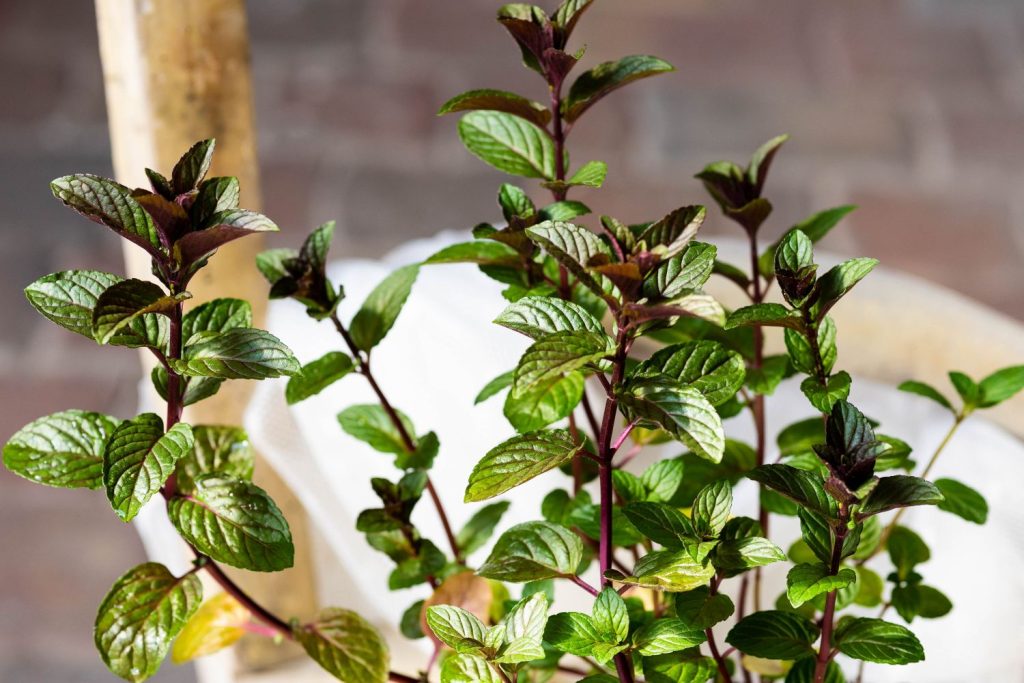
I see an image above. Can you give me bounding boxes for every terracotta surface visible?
[1,0,1022,681]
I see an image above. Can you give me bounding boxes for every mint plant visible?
[5,3,1023,683]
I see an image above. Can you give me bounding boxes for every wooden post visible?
[94,0,315,670]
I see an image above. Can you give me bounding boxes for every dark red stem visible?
[814,524,849,683]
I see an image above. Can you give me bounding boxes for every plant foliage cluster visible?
[5,3,1022,683]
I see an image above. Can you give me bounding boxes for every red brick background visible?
[1,1,1022,680]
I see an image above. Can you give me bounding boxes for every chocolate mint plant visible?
[5,2,1023,683]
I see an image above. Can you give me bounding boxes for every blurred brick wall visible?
[0,0,1021,681]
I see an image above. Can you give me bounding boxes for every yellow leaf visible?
[172,593,250,664]
[741,655,791,676]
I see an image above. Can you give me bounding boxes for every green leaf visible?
[887,526,930,579]
[94,562,202,682]
[897,380,953,411]
[592,588,629,643]
[725,611,818,660]
[853,565,885,607]
[93,279,187,344]
[639,205,707,259]
[167,475,293,572]
[645,242,718,300]
[978,365,1024,407]
[400,600,425,640]
[174,210,279,267]
[610,548,716,592]
[190,176,240,225]
[476,370,515,404]
[51,174,163,257]
[337,404,413,456]
[458,110,557,179]
[800,371,852,413]
[151,368,223,407]
[504,370,584,433]
[773,229,815,277]
[691,480,732,537]
[25,270,122,339]
[426,605,487,649]
[539,200,592,222]
[633,340,745,407]
[495,296,605,340]
[618,376,725,463]
[725,303,802,330]
[786,563,857,607]
[812,258,878,320]
[425,240,520,266]
[569,160,608,187]
[565,55,675,121]
[3,409,119,489]
[180,298,252,343]
[746,465,832,517]
[440,653,502,683]
[857,475,943,518]
[934,477,987,524]
[513,330,611,390]
[785,317,837,376]
[641,458,686,503]
[349,264,420,352]
[643,653,717,683]
[673,587,734,630]
[286,351,354,404]
[103,414,193,522]
[171,139,215,194]
[785,658,845,683]
[498,183,535,220]
[893,584,952,622]
[713,537,786,573]
[496,592,548,663]
[294,608,389,683]
[633,618,706,656]
[457,501,511,555]
[439,88,550,128]
[170,328,300,379]
[834,618,924,664]
[622,502,695,548]
[525,220,617,300]
[466,429,582,502]
[553,0,594,35]
[174,425,254,494]
[544,612,604,657]
[477,521,583,582]
[760,205,856,277]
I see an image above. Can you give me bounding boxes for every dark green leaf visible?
[458,110,557,179]
[400,600,425,640]
[785,317,837,376]
[3,409,119,489]
[477,521,583,581]
[691,480,731,537]
[439,88,550,127]
[639,205,706,259]
[725,611,818,660]
[633,340,745,407]
[103,414,193,522]
[618,376,725,463]
[174,425,254,494]
[25,270,122,339]
[673,586,734,630]
[746,464,832,517]
[151,368,223,407]
[857,475,943,518]
[565,55,675,121]
[812,258,878,321]
[349,265,420,352]
[286,351,354,404]
[94,562,202,682]
[190,176,240,225]
[623,502,695,548]
[495,295,605,340]
[93,279,187,344]
[887,526,930,579]
[457,501,511,555]
[294,608,389,683]
[167,475,293,571]
[51,174,163,257]
[643,653,718,683]
[171,139,215,194]
[760,205,856,277]
[934,477,987,524]
[725,303,802,330]
[175,210,278,266]
[466,429,582,502]
[180,298,252,343]
[785,657,845,683]
[170,328,300,379]
[834,618,924,664]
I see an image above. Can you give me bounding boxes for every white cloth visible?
[239,232,1023,681]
